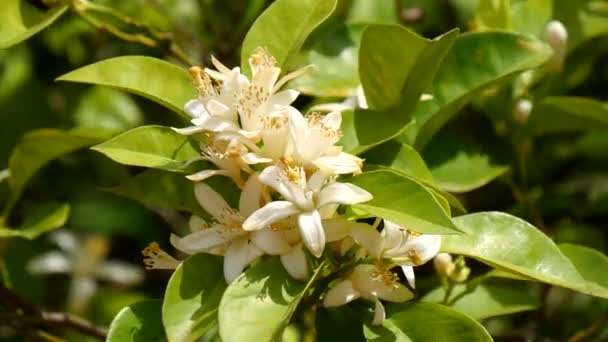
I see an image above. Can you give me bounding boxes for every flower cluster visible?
[144,48,442,324]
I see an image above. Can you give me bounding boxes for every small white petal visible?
[259,166,297,202]
[322,111,342,131]
[280,244,309,281]
[172,125,205,135]
[401,234,441,266]
[49,230,79,254]
[372,298,386,326]
[186,169,230,182]
[317,182,373,208]
[27,251,72,274]
[314,153,363,175]
[184,99,207,118]
[242,201,300,231]
[170,228,228,254]
[68,276,97,313]
[189,215,208,232]
[272,65,313,92]
[97,261,144,285]
[223,238,263,283]
[309,103,352,113]
[349,224,383,259]
[194,182,231,220]
[322,218,354,242]
[239,172,264,216]
[210,56,232,74]
[241,153,272,165]
[267,89,299,108]
[251,229,291,255]
[323,279,360,307]
[298,211,325,258]
[401,265,416,289]
[206,99,231,117]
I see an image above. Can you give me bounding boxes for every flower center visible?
[371,262,401,289]
[189,66,220,98]
[306,113,342,143]
[250,47,277,74]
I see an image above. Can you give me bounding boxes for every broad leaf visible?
[241,0,337,75]
[362,141,434,183]
[56,56,194,117]
[74,86,143,131]
[107,299,166,342]
[442,212,585,290]
[349,170,461,234]
[512,0,553,37]
[219,257,305,342]
[347,0,397,24]
[0,0,68,49]
[5,129,105,215]
[106,169,207,218]
[475,0,512,31]
[559,243,608,299]
[364,302,492,341]
[422,283,540,320]
[422,135,509,193]
[91,125,200,172]
[410,32,552,150]
[526,97,608,135]
[163,254,226,342]
[0,203,69,239]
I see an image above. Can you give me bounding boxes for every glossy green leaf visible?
[347,0,397,24]
[219,257,305,342]
[0,203,69,239]
[511,0,552,37]
[475,0,512,31]
[423,283,540,320]
[106,169,207,218]
[163,254,226,342]
[241,0,337,75]
[359,25,458,111]
[526,97,608,135]
[423,135,509,193]
[364,302,492,341]
[554,0,608,49]
[91,125,200,172]
[349,170,461,234]
[410,32,552,150]
[443,212,586,290]
[56,56,194,117]
[5,129,105,215]
[559,243,608,298]
[107,299,166,342]
[362,141,434,184]
[74,86,143,131]
[0,0,68,49]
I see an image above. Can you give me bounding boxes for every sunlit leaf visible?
[0,202,69,239]
[74,86,143,131]
[475,0,512,31]
[107,299,166,342]
[0,0,68,48]
[559,243,608,299]
[362,141,434,184]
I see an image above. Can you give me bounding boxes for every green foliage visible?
[107,299,166,342]
[559,243,608,298]
[526,97,608,135]
[0,202,69,239]
[0,0,68,48]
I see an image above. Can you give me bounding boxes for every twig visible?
[568,316,608,342]
[0,284,107,340]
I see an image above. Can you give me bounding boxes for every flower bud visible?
[543,20,568,72]
[433,253,454,277]
[512,98,533,124]
[449,257,471,283]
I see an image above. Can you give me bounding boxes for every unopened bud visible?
[512,98,533,124]
[543,20,568,72]
[433,253,454,276]
[449,257,471,283]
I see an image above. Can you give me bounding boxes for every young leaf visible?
[442,212,586,291]
[349,170,462,234]
[364,302,492,341]
[91,125,200,172]
[0,0,68,48]
[526,97,608,135]
[422,283,540,320]
[56,56,195,117]
[218,257,305,342]
[559,243,608,299]
[107,299,166,342]
[410,32,552,150]
[0,203,69,240]
[163,254,226,342]
[241,0,337,75]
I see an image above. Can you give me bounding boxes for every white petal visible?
[323,279,360,307]
[186,169,230,182]
[223,237,263,283]
[356,86,368,109]
[206,99,231,118]
[172,125,205,135]
[351,264,413,303]
[268,89,299,107]
[251,228,291,255]
[317,182,373,208]
[372,298,386,326]
[170,228,228,254]
[298,211,325,258]
[68,276,97,313]
[314,153,363,175]
[322,218,354,242]
[258,166,295,201]
[272,65,313,93]
[339,236,356,256]
[309,102,353,113]
[401,234,442,266]
[381,220,407,256]
[322,111,342,131]
[306,169,330,193]
[239,172,264,216]
[184,99,207,118]
[49,230,79,253]
[210,56,232,74]
[280,244,309,280]
[242,201,300,231]
[401,265,416,289]
[189,215,208,232]
[27,251,72,274]
[97,261,144,285]
[349,223,383,259]
[241,153,272,165]
[286,107,308,151]
[194,182,231,220]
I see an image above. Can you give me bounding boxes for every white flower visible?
[351,220,441,289]
[170,174,291,283]
[242,166,372,257]
[323,263,414,325]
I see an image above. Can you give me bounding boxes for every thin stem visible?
[568,316,607,342]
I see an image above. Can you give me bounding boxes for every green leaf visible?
[559,243,608,299]
[91,125,200,172]
[442,212,586,291]
[219,257,305,342]
[526,97,608,135]
[475,0,512,31]
[163,254,226,342]
[347,0,397,24]
[554,0,608,49]
[422,283,540,320]
[349,170,461,234]
[422,134,509,193]
[362,141,434,184]
[107,299,166,342]
[511,0,553,37]
[240,0,337,75]
[0,202,69,239]
[5,129,105,215]
[364,302,492,341]
[410,32,552,150]
[359,25,458,111]
[74,86,143,131]
[0,1,68,49]
[107,169,206,218]
[56,56,194,117]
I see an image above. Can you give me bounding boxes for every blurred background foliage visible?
[1,0,608,341]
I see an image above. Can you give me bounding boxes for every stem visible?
[568,316,607,342]
[441,282,455,305]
